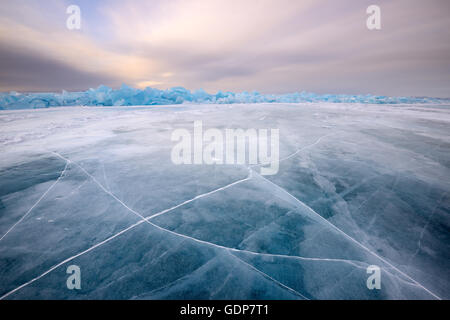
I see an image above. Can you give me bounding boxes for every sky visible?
[0,0,449,97]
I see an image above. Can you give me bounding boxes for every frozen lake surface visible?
[0,102,449,299]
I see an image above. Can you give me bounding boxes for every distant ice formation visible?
[1,84,449,109]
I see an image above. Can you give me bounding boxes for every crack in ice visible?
[229,252,309,300]
[251,133,332,171]
[409,191,448,264]
[277,133,332,163]
[251,169,442,300]
[1,151,374,299]
[0,160,70,242]
[0,152,252,299]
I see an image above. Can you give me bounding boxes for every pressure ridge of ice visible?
[1,84,449,109]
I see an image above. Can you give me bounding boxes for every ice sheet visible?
[0,102,449,299]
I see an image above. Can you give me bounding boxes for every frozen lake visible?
[0,102,449,299]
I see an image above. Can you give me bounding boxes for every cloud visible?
[0,0,449,97]
[0,45,115,92]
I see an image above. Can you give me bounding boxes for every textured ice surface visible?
[1,85,450,110]
[0,102,449,300]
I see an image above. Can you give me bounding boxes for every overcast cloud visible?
[0,0,449,97]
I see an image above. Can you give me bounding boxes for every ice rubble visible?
[1,84,449,110]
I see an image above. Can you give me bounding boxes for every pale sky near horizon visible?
[0,0,449,97]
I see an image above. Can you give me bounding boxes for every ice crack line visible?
[0,153,251,299]
[0,160,70,242]
[409,191,448,264]
[51,153,370,272]
[277,133,332,163]
[2,152,366,299]
[52,151,252,223]
[251,133,332,171]
[252,169,442,300]
[229,252,308,300]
